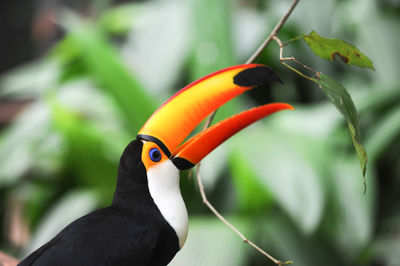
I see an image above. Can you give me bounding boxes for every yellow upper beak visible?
[137,64,293,170]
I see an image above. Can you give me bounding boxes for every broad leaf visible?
[229,151,274,213]
[53,24,157,132]
[190,0,235,79]
[0,102,55,186]
[303,31,374,70]
[233,123,326,234]
[314,73,368,188]
[119,1,191,95]
[48,96,124,202]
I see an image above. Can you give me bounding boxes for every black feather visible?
[18,140,180,266]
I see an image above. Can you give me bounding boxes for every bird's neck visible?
[111,159,188,248]
[146,160,188,248]
[111,163,159,214]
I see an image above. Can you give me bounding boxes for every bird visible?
[18,64,293,266]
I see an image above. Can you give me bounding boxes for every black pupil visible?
[151,149,161,161]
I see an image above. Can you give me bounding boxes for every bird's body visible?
[20,207,179,266]
[18,64,292,266]
[19,141,184,266]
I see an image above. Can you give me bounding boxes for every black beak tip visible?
[171,157,195,171]
[233,65,284,87]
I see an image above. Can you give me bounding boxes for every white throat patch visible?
[147,160,188,248]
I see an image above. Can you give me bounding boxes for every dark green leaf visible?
[49,98,121,202]
[261,211,337,266]
[365,105,400,163]
[303,31,374,70]
[314,73,368,188]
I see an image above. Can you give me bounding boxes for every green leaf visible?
[48,96,122,202]
[229,150,274,213]
[0,59,59,98]
[314,73,368,188]
[233,123,326,234]
[0,102,55,186]
[117,1,191,95]
[189,0,235,79]
[303,31,374,70]
[98,3,143,35]
[53,23,157,132]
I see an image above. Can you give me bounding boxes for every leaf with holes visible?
[303,31,374,70]
[314,73,368,190]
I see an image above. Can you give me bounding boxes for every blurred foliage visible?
[0,0,400,265]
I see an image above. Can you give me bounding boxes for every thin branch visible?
[282,62,315,82]
[246,0,300,64]
[272,35,320,84]
[274,36,310,71]
[201,110,217,130]
[195,167,292,266]
[203,0,299,129]
[188,112,218,179]
[194,1,300,265]
[283,35,304,46]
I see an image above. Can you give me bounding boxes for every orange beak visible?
[137,64,293,170]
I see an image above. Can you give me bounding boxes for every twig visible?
[194,1,300,265]
[195,166,292,266]
[202,0,299,129]
[188,112,219,179]
[245,0,299,64]
[283,35,304,46]
[273,35,319,82]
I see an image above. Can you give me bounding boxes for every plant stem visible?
[195,165,292,266]
[282,62,315,82]
[246,0,299,64]
[284,35,305,46]
[273,35,319,83]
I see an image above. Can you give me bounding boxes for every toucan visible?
[18,64,293,266]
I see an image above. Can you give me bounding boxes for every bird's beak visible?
[137,64,293,170]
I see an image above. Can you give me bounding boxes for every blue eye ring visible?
[149,148,162,162]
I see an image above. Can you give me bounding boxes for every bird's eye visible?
[149,148,162,162]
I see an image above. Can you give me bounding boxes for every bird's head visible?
[115,64,293,248]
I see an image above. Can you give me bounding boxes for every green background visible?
[0,0,399,265]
